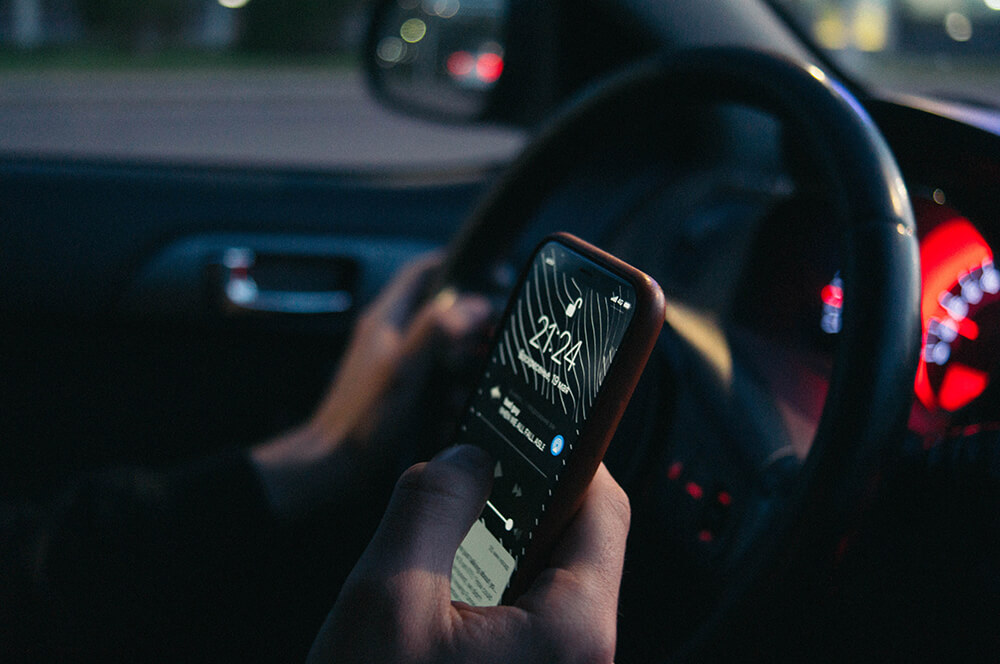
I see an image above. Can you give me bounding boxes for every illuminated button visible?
[981,260,1000,294]
[939,292,968,320]
[960,272,984,304]
[685,482,704,501]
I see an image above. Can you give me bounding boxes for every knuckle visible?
[529,599,616,664]
[602,480,632,532]
[395,461,471,506]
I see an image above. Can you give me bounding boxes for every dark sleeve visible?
[0,450,280,659]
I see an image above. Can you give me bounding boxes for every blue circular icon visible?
[551,435,565,456]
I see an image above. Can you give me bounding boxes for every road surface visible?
[0,68,527,171]
[1,63,998,172]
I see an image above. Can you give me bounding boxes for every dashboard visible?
[487,85,1000,655]
[4,0,1000,657]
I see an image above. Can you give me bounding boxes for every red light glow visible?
[919,218,991,325]
[957,317,980,341]
[821,283,843,308]
[476,52,504,83]
[938,364,990,412]
[446,51,475,78]
[914,360,935,409]
[685,482,704,500]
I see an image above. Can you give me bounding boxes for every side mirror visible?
[365,0,510,122]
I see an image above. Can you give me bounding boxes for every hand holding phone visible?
[448,233,665,606]
[308,443,631,664]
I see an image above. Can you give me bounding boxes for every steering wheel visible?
[438,48,921,658]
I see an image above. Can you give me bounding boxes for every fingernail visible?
[434,444,493,479]
[433,287,458,310]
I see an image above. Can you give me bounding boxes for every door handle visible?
[220,247,354,315]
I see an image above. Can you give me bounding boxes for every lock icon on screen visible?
[565,297,583,318]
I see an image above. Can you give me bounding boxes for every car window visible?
[0,0,524,170]
[772,0,1000,108]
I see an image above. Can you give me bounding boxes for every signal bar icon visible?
[609,295,632,310]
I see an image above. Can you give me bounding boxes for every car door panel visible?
[0,157,494,489]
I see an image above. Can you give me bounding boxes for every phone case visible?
[498,232,666,602]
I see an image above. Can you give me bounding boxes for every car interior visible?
[2,0,999,660]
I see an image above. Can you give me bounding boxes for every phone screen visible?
[450,239,638,606]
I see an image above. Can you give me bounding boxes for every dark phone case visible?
[493,232,666,603]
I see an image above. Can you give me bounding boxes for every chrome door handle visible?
[221,248,354,315]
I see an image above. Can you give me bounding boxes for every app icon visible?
[551,435,565,456]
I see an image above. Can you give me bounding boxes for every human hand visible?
[251,255,492,518]
[307,445,630,664]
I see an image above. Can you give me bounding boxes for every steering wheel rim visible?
[440,47,921,657]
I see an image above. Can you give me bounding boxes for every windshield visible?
[772,0,1000,108]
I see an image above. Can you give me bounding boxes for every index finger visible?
[519,463,631,617]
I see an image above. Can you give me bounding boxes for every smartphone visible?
[448,232,665,606]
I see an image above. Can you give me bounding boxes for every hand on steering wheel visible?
[251,254,492,519]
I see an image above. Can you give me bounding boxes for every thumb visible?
[364,444,494,588]
[309,446,493,664]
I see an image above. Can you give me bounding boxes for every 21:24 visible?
[529,315,583,371]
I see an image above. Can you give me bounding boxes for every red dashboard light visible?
[957,317,980,341]
[914,208,995,412]
[821,283,843,308]
[937,363,989,412]
[820,273,844,334]
[914,360,935,411]
[918,217,991,325]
